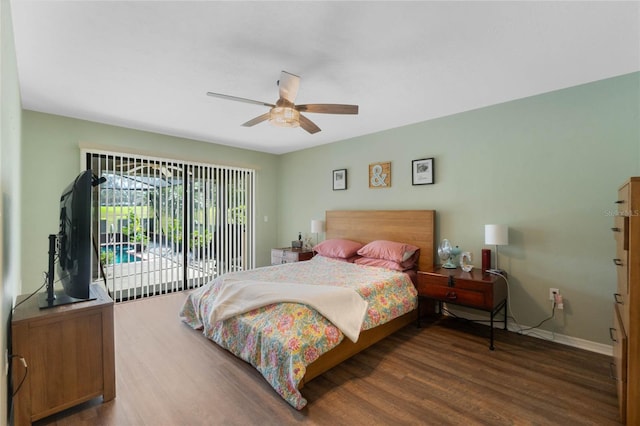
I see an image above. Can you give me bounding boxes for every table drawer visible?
[272,251,297,264]
[417,282,486,307]
[271,248,313,265]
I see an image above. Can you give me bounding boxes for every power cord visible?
[13,256,74,312]
[12,271,49,311]
[10,355,28,396]
[517,303,556,332]
[484,269,558,340]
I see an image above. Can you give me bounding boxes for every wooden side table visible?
[416,267,508,350]
[270,247,314,265]
[11,284,115,425]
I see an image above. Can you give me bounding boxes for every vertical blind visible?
[84,150,255,302]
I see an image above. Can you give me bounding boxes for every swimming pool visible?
[101,243,138,264]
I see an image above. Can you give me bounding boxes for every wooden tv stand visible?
[11,284,115,425]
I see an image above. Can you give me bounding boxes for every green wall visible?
[20,111,280,294]
[1,0,22,421]
[278,72,640,346]
[16,71,640,349]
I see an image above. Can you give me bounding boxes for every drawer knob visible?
[613,258,623,266]
[615,200,625,204]
[609,327,618,342]
[614,293,624,304]
[609,362,620,381]
[445,291,457,300]
[611,227,621,232]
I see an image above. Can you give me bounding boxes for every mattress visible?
[180,255,418,409]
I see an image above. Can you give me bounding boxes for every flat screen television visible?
[40,169,96,309]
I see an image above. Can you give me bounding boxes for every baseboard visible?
[441,308,613,356]
[506,323,613,356]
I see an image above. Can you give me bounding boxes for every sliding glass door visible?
[85,151,255,301]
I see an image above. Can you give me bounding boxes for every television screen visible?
[58,169,93,299]
[40,169,95,308]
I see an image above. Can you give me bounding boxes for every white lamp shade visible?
[485,224,509,246]
[311,220,325,233]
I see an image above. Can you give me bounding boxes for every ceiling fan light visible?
[269,106,300,128]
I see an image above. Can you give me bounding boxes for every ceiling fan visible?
[206,71,359,134]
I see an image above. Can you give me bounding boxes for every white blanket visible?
[209,279,369,342]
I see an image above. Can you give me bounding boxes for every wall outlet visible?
[555,292,564,310]
[549,288,559,300]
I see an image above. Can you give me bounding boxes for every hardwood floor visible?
[33,291,620,426]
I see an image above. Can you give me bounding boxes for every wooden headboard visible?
[325,210,435,271]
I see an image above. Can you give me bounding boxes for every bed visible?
[180,210,435,409]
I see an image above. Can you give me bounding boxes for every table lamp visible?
[485,224,509,272]
[311,219,325,246]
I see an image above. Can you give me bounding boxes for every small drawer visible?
[271,248,313,265]
[417,283,486,307]
[612,215,629,251]
[612,302,628,423]
[614,252,629,298]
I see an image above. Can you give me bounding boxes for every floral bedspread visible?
[179,255,418,409]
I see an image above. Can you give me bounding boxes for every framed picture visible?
[333,169,347,190]
[412,158,434,185]
[369,161,391,188]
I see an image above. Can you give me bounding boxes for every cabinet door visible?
[29,311,104,418]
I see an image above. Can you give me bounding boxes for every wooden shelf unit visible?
[611,177,640,424]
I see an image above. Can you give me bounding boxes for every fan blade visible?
[295,104,359,115]
[207,92,274,108]
[242,112,271,127]
[298,114,321,134]
[278,71,300,103]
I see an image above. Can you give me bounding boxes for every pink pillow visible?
[313,239,363,259]
[357,240,420,263]
[354,257,411,271]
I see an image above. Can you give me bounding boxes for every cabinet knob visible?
[611,227,621,232]
[609,327,618,342]
[614,293,624,304]
[613,259,623,266]
[615,200,625,204]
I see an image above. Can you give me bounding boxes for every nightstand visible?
[416,267,508,350]
[271,247,314,265]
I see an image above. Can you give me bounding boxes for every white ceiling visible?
[10,1,640,155]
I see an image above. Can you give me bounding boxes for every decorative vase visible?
[460,252,473,272]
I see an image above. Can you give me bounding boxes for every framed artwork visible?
[412,158,434,185]
[333,169,347,190]
[369,162,391,188]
